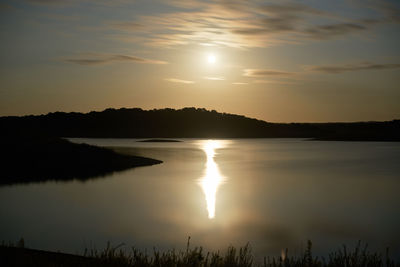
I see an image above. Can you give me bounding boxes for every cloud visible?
[26,0,60,3]
[305,62,400,73]
[363,0,400,24]
[204,76,225,80]
[110,21,143,31]
[260,3,324,15]
[24,0,73,6]
[232,82,247,85]
[232,3,326,36]
[253,80,296,85]
[165,78,195,84]
[64,54,168,66]
[24,0,131,7]
[243,69,294,77]
[132,2,304,48]
[109,1,389,49]
[304,23,366,39]
[22,0,400,49]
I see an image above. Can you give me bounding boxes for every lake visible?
[1,138,399,259]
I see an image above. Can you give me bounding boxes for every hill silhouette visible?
[1,107,399,141]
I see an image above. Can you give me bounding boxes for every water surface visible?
[0,139,399,258]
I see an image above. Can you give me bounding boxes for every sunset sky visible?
[1,0,399,122]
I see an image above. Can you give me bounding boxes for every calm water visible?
[1,139,399,258]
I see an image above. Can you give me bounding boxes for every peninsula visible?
[0,134,162,186]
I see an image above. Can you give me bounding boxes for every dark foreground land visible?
[0,135,161,186]
[1,241,398,267]
[1,107,399,141]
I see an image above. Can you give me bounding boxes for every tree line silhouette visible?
[1,107,399,141]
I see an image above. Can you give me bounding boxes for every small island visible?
[138,139,182,142]
[1,135,162,186]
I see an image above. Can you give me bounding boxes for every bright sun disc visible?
[207,54,216,64]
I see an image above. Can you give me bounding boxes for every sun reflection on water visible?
[199,140,225,219]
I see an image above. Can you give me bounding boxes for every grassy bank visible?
[1,240,398,267]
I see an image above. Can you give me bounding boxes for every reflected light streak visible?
[200,140,224,219]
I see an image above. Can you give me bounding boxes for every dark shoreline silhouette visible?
[138,139,182,142]
[1,107,399,141]
[0,135,162,186]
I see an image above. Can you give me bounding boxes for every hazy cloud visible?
[20,0,400,49]
[166,0,208,9]
[24,0,73,6]
[364,0,400,24]
[259,3,317,14]
[204,76,225,80]
[232,82,247,85]
[64,54,168,66]
[305,62,400,73]
[243,69,294,77]
[165,78,195,84]
[253,80,297,85]
[24,0,131,7]
[110,21,143,31]
[232,3,326,36]
[304,23,366,39]
[111,1,390,48]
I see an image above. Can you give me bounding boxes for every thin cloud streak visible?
[362,0,400,24]
[232,82,247,85]
[24,0,69,5]
[24,0,130,7]
[253,80,297,85]
[305,62,400,73]
[304,23,366,39]
[204,77,225,80]
[110,21,144,31]
[243,69,294,77]
[64,54,168,66]
[165,78,195,84]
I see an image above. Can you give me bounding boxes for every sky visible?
[0,0,399,122]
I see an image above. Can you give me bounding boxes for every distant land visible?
[138,139,182,142]
[0,135,161,186]
[1,107,399,141]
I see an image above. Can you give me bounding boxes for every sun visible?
[207,54,216,64]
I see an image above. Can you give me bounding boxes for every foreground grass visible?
[1,239,399,267]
